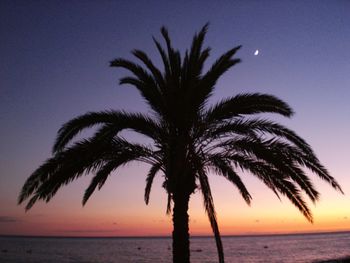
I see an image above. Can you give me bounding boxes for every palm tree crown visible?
[19,24,342,263]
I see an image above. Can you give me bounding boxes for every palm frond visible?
[20,138,109,209]
[187,23,210,80]
[132,49,165,90]
[160,26,181,80]
[198,170,224,263]
[191,46,242,112]
[209,118,315,155]
[53,111,162,153]
[223,153,313,221]
[83,157,132,205]
[235,137,342,193]
[205,93,293,123]
[287,149,343,193]
[224,153,282,199]
[144,163,162,205]
[221,138,321,201]
[20,137,156,210]
[208,155,252,205]
[152,36,171,79]
[19,156,60,206]
[271,177,313,222]
[110,59,165,115]
[229,152,319,202]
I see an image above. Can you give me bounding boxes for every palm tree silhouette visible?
[19,24,342,263]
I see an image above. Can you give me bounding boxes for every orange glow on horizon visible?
[3,207,348,237]
[2,177,348,237]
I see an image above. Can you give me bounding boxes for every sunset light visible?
[1,1,349,263]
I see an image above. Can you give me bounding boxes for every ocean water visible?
[0,232,349,263]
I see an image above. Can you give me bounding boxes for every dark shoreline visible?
[313,256,350,263]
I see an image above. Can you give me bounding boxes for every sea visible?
[0,231,349,263]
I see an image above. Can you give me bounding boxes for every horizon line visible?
[1,230,349,239]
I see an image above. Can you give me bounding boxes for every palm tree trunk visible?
[172,192,191,263]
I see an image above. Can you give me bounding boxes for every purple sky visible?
[1,1,349,236]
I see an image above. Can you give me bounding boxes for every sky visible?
[1,0,349,237]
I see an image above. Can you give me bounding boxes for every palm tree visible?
[19,24,342,263]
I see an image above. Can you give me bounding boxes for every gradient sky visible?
[1,1,349,237]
